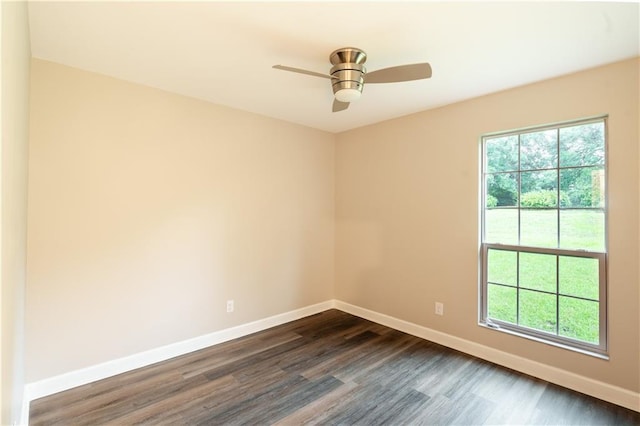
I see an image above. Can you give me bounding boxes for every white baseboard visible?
[334,300,640,413]
[21,298,638,425]
[21,300,335,425]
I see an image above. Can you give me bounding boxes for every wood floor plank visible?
[179,330,303,380]
[272,380,360,425]
[321,384,432,425]
[29,369,186,425]
[300,330,414,381]
[30,309,640,425]
[104,374,238,425]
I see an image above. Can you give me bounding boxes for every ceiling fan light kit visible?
[273,47,432,112]
[334,87,362,103]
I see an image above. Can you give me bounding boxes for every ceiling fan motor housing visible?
[330,63,366,97]
[330,48,367,100]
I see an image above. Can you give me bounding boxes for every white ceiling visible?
[28,1,639,133]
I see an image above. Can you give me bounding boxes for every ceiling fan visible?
[273,47,432,112]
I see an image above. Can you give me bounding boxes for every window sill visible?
[478,321,609,360]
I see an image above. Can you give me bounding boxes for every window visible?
[480,117,607,356]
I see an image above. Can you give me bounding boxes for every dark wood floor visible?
[30,309,640,425]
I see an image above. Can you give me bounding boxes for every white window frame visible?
[479,117,608,357]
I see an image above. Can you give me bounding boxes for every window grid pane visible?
[484,120,606,252]
[484,245,604,347]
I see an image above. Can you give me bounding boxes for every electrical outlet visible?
[226,300,234,313]
[435,302,444,316]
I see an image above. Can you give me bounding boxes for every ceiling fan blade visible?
[332,99,349,113]
[365,63,432,84]
[273,65,335,80]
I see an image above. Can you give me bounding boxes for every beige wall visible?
[1,1,31,424]
[336,58,640,392]
[26,59,335,382]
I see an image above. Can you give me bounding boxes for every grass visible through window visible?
[486,209,601,344]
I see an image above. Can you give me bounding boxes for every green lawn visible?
[485,209,603,344]
[485,209,604,251]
